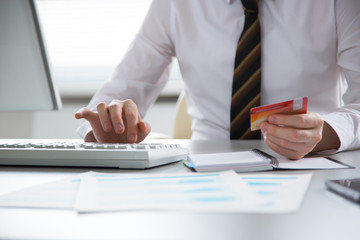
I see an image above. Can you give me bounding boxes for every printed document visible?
[75,171,262,213]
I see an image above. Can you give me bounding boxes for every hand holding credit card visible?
[250,97,308,131]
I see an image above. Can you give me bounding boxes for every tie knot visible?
[241,0,258,14]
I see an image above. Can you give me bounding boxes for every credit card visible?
[250,97,308,131]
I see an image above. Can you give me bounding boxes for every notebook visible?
[183,149,353,173]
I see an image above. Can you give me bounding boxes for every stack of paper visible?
[184,150,274,172]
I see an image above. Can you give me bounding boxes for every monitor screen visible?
[0,0,61,111]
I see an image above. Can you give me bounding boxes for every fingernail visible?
[115,123,122,133]
[75,110,83,118]
[128,134,136,143]
[268,116,276,124]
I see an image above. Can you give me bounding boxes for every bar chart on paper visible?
[239,174,312,213]
[0,172,311,214]
[74,171,263,213]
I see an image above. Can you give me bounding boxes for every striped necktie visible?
[230,0,261,139]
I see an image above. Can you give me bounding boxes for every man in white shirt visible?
[75,0,360,159]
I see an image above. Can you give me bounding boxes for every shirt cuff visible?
[321,112,352,153]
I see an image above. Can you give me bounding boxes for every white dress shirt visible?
[78,0,360,152]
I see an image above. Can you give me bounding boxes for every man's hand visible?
[75,99,151,143]
[260,112,340,159]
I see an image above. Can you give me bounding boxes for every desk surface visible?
[0,139,359,240]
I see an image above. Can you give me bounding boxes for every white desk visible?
[0,140,359,240]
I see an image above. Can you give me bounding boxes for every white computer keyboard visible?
[0,139,189,169]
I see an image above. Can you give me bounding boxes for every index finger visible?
[108,102,125,134]
[122,100,140,143]
[267,112,323,129]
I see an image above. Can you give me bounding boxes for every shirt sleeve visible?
[77,0,175,139]
[321,0,360,152]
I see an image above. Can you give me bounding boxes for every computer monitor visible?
[0,0,61,111]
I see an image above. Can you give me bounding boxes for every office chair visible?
[172,91,192,139]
